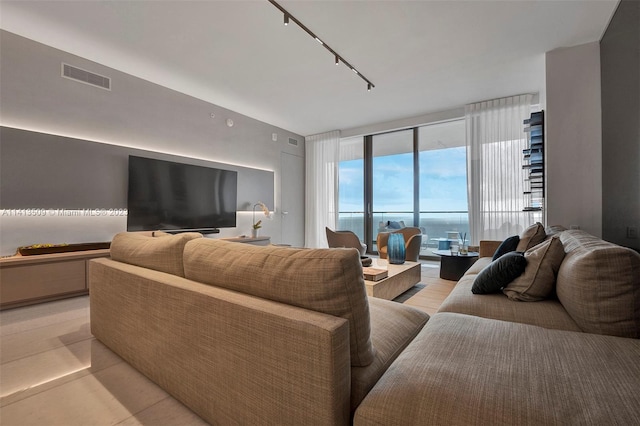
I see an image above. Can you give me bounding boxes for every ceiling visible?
[0,0,618,136]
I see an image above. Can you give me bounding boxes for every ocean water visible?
[338,213,470,248]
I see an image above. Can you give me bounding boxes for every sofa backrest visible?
[183,238,375,367]
[110,232,203,277]
[556,230,640,338]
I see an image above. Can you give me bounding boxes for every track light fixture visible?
[267,0,375,91]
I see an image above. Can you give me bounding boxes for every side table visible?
[433,250,479,281]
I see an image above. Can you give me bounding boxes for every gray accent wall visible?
[0,127,274,211]
[0,31,305,255]
[600,0,640,251]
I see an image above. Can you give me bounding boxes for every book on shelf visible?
[363,267,388,281]
[523,112,544,126]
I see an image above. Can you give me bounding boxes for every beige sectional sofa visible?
[91,229,640,425]
[354,229,640,425]
[89,233,429,425]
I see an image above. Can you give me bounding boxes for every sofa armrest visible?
[90,258,351,426]
[478,240,502,258]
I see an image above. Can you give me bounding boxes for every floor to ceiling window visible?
[418,119,468,255]
[338,119,468,257]
[371,129,415,248]
[338,136,365,240]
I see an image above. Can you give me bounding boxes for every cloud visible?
[339,147,469,212]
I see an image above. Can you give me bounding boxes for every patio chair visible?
[377,227,422,261]
[325,227,367,255]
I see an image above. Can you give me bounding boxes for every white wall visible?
[545,41,602,236]
[0,31,305,255]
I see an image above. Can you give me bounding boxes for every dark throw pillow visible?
[492,235,521,261]
[472,252,527,294]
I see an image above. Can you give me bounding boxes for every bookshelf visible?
[523,111,544,214]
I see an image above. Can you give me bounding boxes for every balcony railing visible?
[337,211,469,256]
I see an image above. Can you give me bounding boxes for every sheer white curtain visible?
[466,94,535,244]
[305,130,341,248]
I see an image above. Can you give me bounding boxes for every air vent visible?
[288,138,298,146]
[62,63,111,90]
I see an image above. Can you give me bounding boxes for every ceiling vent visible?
[62,63,111,90]
[288,138,299,146]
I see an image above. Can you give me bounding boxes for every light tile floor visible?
[0,261,455,425]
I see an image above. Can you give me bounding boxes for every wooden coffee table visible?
[363,258,421,300]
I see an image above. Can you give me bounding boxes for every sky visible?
[339,146,468,214]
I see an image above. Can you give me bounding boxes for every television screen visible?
[127,156,237,233]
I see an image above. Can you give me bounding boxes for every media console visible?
[0,249,110,310]
[0,236,273,310]
[221,236,271,246]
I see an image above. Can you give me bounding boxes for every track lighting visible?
[268,0,375,91]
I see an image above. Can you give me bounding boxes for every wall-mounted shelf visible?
[523,111,544,214]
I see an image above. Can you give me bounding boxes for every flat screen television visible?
[127,156,237,233]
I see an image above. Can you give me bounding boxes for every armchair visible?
[325,227,367,255]
[377,227,422,262]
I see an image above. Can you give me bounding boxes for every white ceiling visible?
[0,0,618,136]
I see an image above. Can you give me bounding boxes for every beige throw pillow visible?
[516,222,546,252]
[504,236,565,301]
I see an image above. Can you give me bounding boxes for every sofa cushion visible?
[110,232,202,277]
[439,259,581,331]
[183,238,375,366]
[503,236,565,302]
[516,222,546,252]
[492,235,520,261]
[354,313,640,426]
[545,224,567,237]
[350,297,429,413]
[472,252,526,294]
[557,230,640,338]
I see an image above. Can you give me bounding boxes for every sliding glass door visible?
[338,137,365,241]
[338,119,468,258]
[418,120,468,256]
[371,129,415,251]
